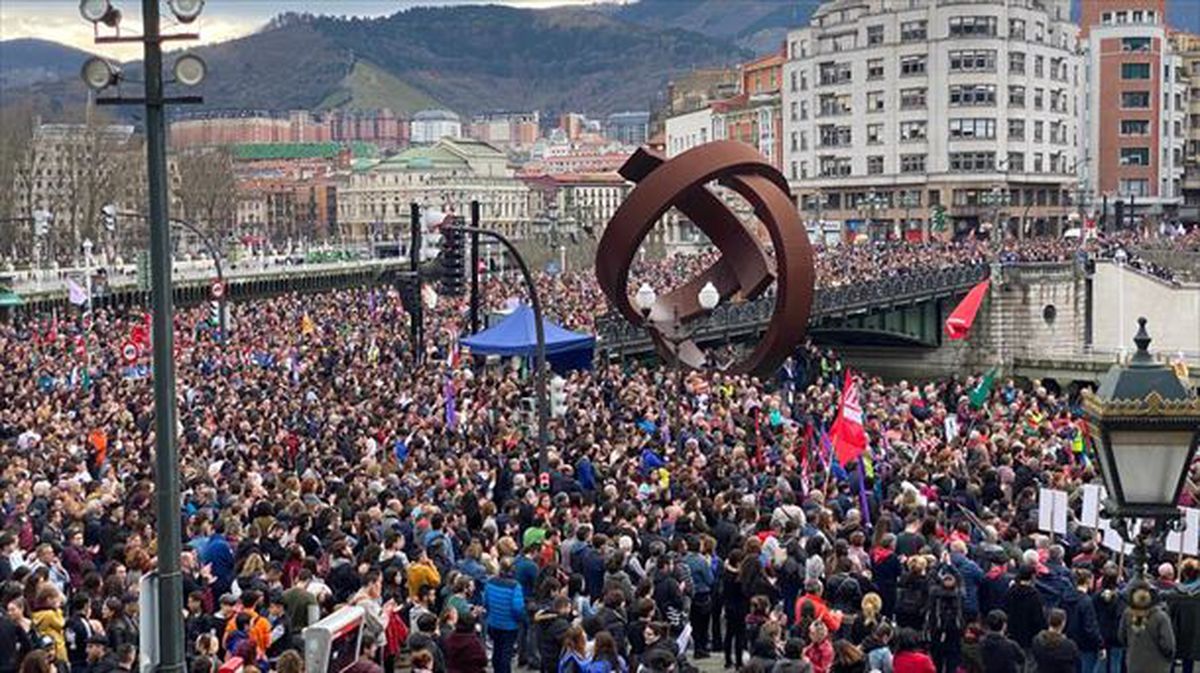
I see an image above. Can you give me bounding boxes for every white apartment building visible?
[339,138,530,243]
[410,109,463,145]
[782,0,1083,241]
[665,107,718,158]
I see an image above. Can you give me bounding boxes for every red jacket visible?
[893,651,936,673]
[794,593,843,633]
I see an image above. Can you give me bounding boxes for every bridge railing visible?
[594,263,990,352]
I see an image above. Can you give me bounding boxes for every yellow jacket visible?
[32,608,67,661]
[407,561,441,599]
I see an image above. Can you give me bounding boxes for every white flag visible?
[66,278,89,306]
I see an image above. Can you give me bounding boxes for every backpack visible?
[426,532,452,574]
[896,581,926,618]
[930,594,963,636]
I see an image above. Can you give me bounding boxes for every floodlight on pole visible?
[80,0,121,26]
[697,281,720,311]
[172,54,206,86]
[635,283,656,318]
[81,57,121,91]
[167,0,204,23]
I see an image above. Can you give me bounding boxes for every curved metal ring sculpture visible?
[596,140,815,377]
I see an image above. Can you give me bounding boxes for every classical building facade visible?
[338,138,530,243]
[782,0,1082,241]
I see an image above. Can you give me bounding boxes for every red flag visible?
[831,370,867,467]
[944,279,991,340]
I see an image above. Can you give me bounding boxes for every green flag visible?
[969,367,997,409]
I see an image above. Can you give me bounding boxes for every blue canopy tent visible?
[461,304,594,372]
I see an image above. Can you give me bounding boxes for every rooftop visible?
[231,142,378,161]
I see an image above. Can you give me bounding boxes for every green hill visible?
[316,60,444,115]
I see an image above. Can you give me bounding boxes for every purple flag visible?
[444,376,457,431]
[857,460,872,527]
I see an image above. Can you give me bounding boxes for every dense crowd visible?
[1,235,1198,673]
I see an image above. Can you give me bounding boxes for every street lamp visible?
[81,57,121,91]
[79,0,121,26]
[980,187,1012,247]
[1083,317,1200,577]
[857,192,887,242]
[898,191,921,241]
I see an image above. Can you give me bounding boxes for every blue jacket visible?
[951,552,984,616]
[483,576,525,631]
[684,553,715,596]
[201,534,235,593]
[514,555,539,597]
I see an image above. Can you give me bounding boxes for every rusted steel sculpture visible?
[596,140,815,377]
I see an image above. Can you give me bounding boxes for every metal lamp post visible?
[634,280,721,420]
[980,187,1012,249]
[79,3,208,673]
[857,192,886,242]
[898,191,921,241]
[443,220,551,488]
[1083,317,1200,578]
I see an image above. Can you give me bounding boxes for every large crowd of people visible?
[0,233,1198,673]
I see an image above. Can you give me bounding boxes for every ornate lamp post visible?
[980,187,1012,248]
[857,191,887,242]
[1083,317,1200,577]
[635,280,720,421]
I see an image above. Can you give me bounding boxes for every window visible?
[1008,119,1025,140]
[1121,63,1151,79]
[1120,178,1150,196]
[800,70,808,90]
[1050,57,1067,81]
[949,118,996,140]
[818,61,853,86]
[1033,87,1044,109]
[867,25,884,46]
[1034,121,1044,142]
[790,101,798,120]
[800,131,807,150]
[1009,85,1026,108]
[867,155,884,174]
[949,50,997,72]
[899,120,927,141]
[900,87,927,109]
[1122,37,1151,52]
[900,55,927,76]
[1007,152,1025,172]
[1009,18,1025,39]
[818,125,852,147]
[900,154,926,173]
[818,93,851,116]
[949,16,997,37]
[1034,55,1044,77]
[1050,121,1067,144]
[949,84,996,106]
[1033,153,1043,172]
[867,58,885,80]
[800,101,808,119]
[948,151,996,172]
[867,123,884,144]
[867,91,885,112]
[901,20,927,42]
[1120,147,1150,165]
[819,156,852,177]
[790,71,798,92]
[1010,51,1026,74]
[1122,91,1151,108]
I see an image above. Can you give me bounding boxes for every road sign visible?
[121,341,138,363]
[210,279,225,300]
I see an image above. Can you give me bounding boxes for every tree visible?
[174,147,237,245]
[0,103,39,264]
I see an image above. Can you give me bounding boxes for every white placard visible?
[1099,516,1134,555]
[1053,489,1069,535]
[1168,508,1200,556]
[1039,488,1055,533]
[1081,485,1102,529]
[944,416,959,443]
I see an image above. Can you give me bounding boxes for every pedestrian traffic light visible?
[440,223,465,296]
[550,375,567,418]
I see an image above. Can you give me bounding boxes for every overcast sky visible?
[0,1,619,59]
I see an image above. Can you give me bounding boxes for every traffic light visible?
[550,375,567,418]
[440,222,465,296]
[208,301,220,326]
[1114,200,1126,230]
[101,204,117,232]
[396,273,420,316]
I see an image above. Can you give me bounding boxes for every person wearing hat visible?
[1119,580,1175,673]
[77,635,113,673]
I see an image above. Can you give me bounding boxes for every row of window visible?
[798,13,1070,59]
[797,117,1071,148]
[796,84,1072,119]
[805,150,1073,179]
[811,51,1072,87]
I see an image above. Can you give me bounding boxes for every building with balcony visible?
[338,138,530,243]
[782,0,1082,241]
[1174,31,1200,222]
[1081,0,1187,224]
